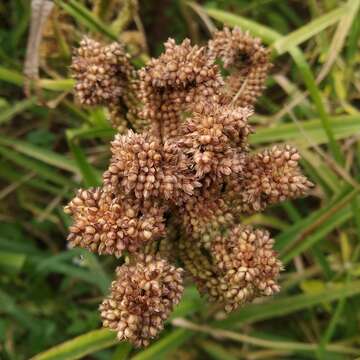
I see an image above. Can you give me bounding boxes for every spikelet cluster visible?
[226,145,314,213]
[100,255,183,347]
[212,226,282,312]
[138,38,223,140]
[179,225,282,313]
[179,102,251,178]
[72,37,132,106]
[208,27,272,107]
[71,37,141,132]
[64,188,165,257]
[67,27,313,347]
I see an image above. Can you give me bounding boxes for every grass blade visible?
[55,0,117,40]
[273,6,346,54]
[131,329,193,360]
[30,329,117,360]
[0,66,24,86]
[0,97,37,124]
[0,251,26,275]
[250,114,360,145]
[67,138,101,187]
[0,135,78,173]
[204,7,278,43]
[217,280,360,327]
[38,79,75,92]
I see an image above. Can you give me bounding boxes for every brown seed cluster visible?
[100,255,183,347]
[64,188,165,257]
[179,102,251,179]
[67,27,313,347]
[212,226,282,312]
[72,37,132,106]
[226,145,314,213]
[138,38,223,140]
[208,27,272,107]
[72,37,142,132]
[179,225,282,313]
[103,130,200,203]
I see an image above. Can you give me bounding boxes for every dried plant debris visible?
[67,27,313,347]
[24,0,54,97]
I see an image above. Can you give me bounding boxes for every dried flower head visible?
[211,226,282,312]
[72,37,132,106]
[66,26,313,347]
[208,27,272,107]
[64,188,166,257]
[103,131,164,199]
[226,145,313,213]
[100,255,184,347]
[103,130,199,203]
[138,38,223,140]
[179,225,281,313]
[179,102,251,178]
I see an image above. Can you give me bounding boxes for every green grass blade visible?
[317,275,350,358]
[67,126,115,141]
[0,135,78,173]
[198,340,237,360]
[276,186,355,253]
[0,250,26,275]
[0,67,74,92]
[0,97,37,124]
[300,147,339,193]
[273,6,346,54]
[281,206,352,264]
[30,329,117,360]
[38,79,75,92]
[67,138,101,187]
[55,0,117,41]
[204,7,279,43]
[111,343,132,360]
[0,146,76,188]
[0,289,36,330]
[317,0,360,81]
[131,329,193,360]
[34,249,108,292]
[0,66,24,86]
[217,280,360,327]
[0,162,63,196]
[288,47,344,164]
[250,114,360,145]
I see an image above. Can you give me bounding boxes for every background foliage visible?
[0,0,360,359]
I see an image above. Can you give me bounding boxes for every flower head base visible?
[67,27,313,347]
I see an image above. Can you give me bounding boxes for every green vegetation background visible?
[0,0,360,359]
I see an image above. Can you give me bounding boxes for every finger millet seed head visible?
[67,27,314,347]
